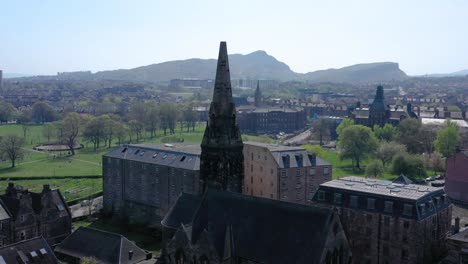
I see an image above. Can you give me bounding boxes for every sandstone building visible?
[243,141,332,204]
[0,184,71,247]
[314,176,452,264]
[102,143,201,225]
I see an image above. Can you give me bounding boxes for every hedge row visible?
[0,175,102,181]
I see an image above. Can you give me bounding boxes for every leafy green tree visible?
[144,101,159,138]
[83,117,105,150]
[114,122,128,145]
[31,101,56,123]
[312,118,330,145]
[0,134,25,167]
[375,141,406,168]
[396,118,423,153]
[158,103,179,135]
[302,144,326,158]
[391,153,427,179]
[423,152,445,175]
[434,120,460,158]
[338,125,378,169]
[336,118,354,139]
[373,124,397,142]
[0,101,17,123]
[365,160,384,178]
[61,112,81,155]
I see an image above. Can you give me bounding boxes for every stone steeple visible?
[369,85,389,127]
[254,80,262,107]
[200,42,244,193]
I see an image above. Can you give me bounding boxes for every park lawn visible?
[0,178,102,201]
[0,156,101,178]
[0,124,45,147]
[72,220,161,256]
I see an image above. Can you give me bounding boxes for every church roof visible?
[164,189,336,264]
[55,227,149,264]
[161,192,202,229]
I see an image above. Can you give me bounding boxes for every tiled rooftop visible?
[321,176,443,200]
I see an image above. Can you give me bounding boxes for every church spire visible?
[254,80,262,107]
[200,42,244,193]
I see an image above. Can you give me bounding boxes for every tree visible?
[336,118,354,139]
[144,102,159,138]
[375,141,406,168]
[114,122,128,145]
[83,117,105,150]
[17,109,32,124]
[423,152,445,175]
[391,153,427,180]
[302,144,326,158]
[312,118,330,145]
[396,118,423,153]
[182,103,197,132]
[22,124,30,139]
[338,125,378,169]
[61,112,81,155]
[365,160,384,178]
[128,120,144,142]
[43,123,55,143]
[0,101,16,123]
[158,103,179,135]
[373,124,397,142]
[0,134,25,167]
[434,120,460,158]
[419,124,437,154]
[31,101,56,123]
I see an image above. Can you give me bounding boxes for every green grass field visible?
[0,178,102,201]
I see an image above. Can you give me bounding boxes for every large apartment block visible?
[243,142,332,205]
[102,144,201,226]
[314,176,452,264]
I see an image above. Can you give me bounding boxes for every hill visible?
[426,69,468,77]
[23,52,409,83]
[303,62,408,83]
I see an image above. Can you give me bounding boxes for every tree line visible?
[312,117,462,180]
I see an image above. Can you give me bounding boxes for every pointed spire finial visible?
[212,41,233,107]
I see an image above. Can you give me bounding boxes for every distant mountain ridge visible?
[425,69,468,77]
[21,51,410,83]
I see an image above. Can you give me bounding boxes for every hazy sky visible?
[1,0,467,76]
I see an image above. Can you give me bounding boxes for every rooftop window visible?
[134,149,140,155]
[121,147,128,153]
[180,156,186,162]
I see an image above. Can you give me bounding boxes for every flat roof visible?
[321,176,443,200]
[130,143,201,155]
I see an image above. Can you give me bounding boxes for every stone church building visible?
[158,42,351,264]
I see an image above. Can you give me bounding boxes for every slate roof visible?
[0,237,59,264]
[104,144,201,171]
[164,189,336,264]
[244,142,331,168]
[55,227,149,264]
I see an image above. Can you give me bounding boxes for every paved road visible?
[69,196,103,219]
[283,129,312,145]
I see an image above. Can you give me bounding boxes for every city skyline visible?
[1,0,468,76]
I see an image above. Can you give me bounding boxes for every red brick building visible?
[445,151,468,205]
[243,142,332,205]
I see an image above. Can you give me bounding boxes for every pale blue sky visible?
[1,0,467,76]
